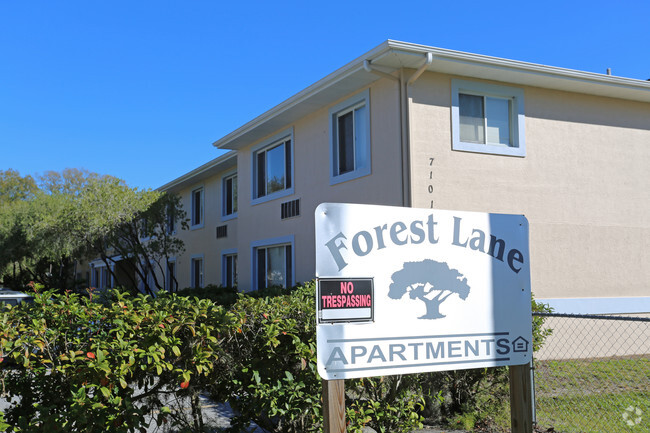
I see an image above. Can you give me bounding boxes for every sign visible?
[315,203,532,380]
[318,278,374,323]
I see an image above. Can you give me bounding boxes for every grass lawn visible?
[534,357,650,433]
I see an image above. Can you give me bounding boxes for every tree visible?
[90,192,188,295]
[0,168,177,293]
[0,169,38,204]
[388,259,470,319]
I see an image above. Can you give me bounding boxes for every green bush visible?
[0,286,230,432]
[0,282,553,432]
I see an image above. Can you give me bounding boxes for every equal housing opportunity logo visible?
[315,203,533,380]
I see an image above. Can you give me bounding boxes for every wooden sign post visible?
[509,363,533,433]
[323,379,346,433]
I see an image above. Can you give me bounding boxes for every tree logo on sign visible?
[388,259,470,320]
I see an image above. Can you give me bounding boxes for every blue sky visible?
[2,0,649,190]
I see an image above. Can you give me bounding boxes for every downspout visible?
[363,60,407,207]
[403,53,433,207]
[363,52,432,208]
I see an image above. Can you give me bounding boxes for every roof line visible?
[385,40,650,90]
[213,40,650,150]
[157,150,237,191]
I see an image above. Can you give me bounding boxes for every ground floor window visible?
[222,252,237,288]
[166,259,177,291]
[255,243,292,290]
[191,256,203,288]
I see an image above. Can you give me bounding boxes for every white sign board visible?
[315,203,532,380]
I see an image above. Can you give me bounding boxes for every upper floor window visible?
[451,79,525,157]
[166,204,176,234]
[252,129,294,204]
[191,187,204,228]
[329,89,371,184]
[222,172,237,219]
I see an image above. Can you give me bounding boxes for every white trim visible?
[165,257,177,291]
[190,186,205,230]
[220,248,238,287]
[251,127,294,205]
[158,150,236,192]
[190,254,205,288]
[213,40,650,152]
[221,169,238,221]
[251,235,295,290]
[329,89,372,185]
[451,79,526,157]
[538,297,650,315]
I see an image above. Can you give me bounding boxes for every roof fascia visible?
[213,40,650,151]
[157,151,237,192]
[212,42,394,150]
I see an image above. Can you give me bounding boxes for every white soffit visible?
[214,40,650,150]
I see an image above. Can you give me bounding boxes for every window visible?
[91,267,100,288]
[166,259,177,291]
[222,173,237,219]
[451,79,525,157]
[191,187,204,228]
[252,236,294,290]
[166,205,176,234]
[101,267,112,289]
[222,251,238,288]
[252,129,293,204]
[253,137,293,202]
[329,90,371,184]
[191,256,203,288]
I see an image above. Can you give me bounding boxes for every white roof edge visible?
[157,150,237,192]
[213,40,650,150]
[385,40,650,89]
[212,41,393,149]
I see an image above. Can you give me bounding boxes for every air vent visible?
[281,199,300,220]
[216,225,228,239]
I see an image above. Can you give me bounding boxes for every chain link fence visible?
[532,313,650,433]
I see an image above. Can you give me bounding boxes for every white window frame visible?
[166,204,176,235]
[191,187,204,229]
[451,79,526,157]
[190,255,204,288]
[166,258,177,291]
[251,128,294,205]
[221,248,238,288]
[221,170,238,221]
[251,235,294,290]
[329,89,371,185]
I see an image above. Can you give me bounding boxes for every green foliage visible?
[0,282,556,432]
[0,168,163,292]
[177,284,239,307]
[532,295,553,352]
[0,169,37,204]
[346,376,425,433]
[212,283,321,432]
[93,191,188,294]
[0,285,230,432]
[208,282,427,433]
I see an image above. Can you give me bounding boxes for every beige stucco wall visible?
[408,72,650,300]
[168,167,238,289]
[233,78,403,290]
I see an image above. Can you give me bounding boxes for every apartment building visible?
[157,40,650,314]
